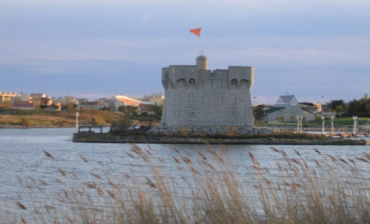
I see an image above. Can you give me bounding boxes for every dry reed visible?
[2,145,370,224]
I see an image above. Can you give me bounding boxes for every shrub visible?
[90,117,98,125]
[19,117,32,127]
[110,115,133,133]
[91,116,105,125]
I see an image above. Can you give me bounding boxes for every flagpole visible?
[200,36,204,55]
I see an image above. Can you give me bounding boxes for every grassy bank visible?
[304,117,370,126]
[0,109,123,127]
[3,145,370,223]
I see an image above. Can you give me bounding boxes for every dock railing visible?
[78,125,110,133]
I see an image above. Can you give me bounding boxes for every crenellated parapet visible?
[162,65,253,91]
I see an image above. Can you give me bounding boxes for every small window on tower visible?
[231,79,238,84]
[189,78,195,83]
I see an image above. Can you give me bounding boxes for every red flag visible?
[190,28,201,37]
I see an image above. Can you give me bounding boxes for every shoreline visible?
[73,133,369,145]
[0,125,75,129]
[73,138,369,145]
[2,125,369,145]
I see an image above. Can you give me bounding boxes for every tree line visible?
[326,94,370,116]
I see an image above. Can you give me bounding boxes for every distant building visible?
[28,93,54,108]
[263,95,316,123]
[40,97,53,106]
[108,97,124,112]
[12,101,34,110]
[0,92,18,103]
[54,102,62,111]
[80,101,104,110]
[30,93,46,100]
[114,95,154,113]
[76,98,89,104]
[141,93,165,105]
[18,93,31,102]
[299,102,322,114]
[52,96,79,107]
[96,98,110,108]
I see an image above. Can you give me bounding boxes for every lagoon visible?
[1,128,370,222]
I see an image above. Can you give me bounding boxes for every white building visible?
[96,98,110,108]
[141,93,165,105]
[109,97,125,112]
[19,93,31,102]
[263,95,316,123]
[52,96,79,107]
[0,92,18,103]
[80,101,104,110]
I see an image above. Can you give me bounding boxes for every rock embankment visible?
[148,126,275,136]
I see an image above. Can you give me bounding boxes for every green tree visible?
[90,117,98,125]
[326,99,345,112]
[253,105,265,121]
[118,105,140,115]
[65,96,74,110]
[335,105,343,114]
[33,98,40,110]
[147,104,163,120]
[347,97,370,114]
[111,115,133,132]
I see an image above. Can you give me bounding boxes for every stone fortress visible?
[149,55,273,135]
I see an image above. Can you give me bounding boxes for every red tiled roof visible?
[81,101,99,105]
[13,102,34,108]
[40,98,51,103]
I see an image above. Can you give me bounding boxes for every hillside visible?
[0,109,123,128]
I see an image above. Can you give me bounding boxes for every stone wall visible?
[148,126,274,136]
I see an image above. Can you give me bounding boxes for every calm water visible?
[0,128,369,218]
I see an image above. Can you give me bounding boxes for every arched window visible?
[176,78,187,88]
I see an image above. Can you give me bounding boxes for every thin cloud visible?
[1,0,369,101]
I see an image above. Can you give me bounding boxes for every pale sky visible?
[1,0,369,104]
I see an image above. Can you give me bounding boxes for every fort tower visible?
[161,55,254,128]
